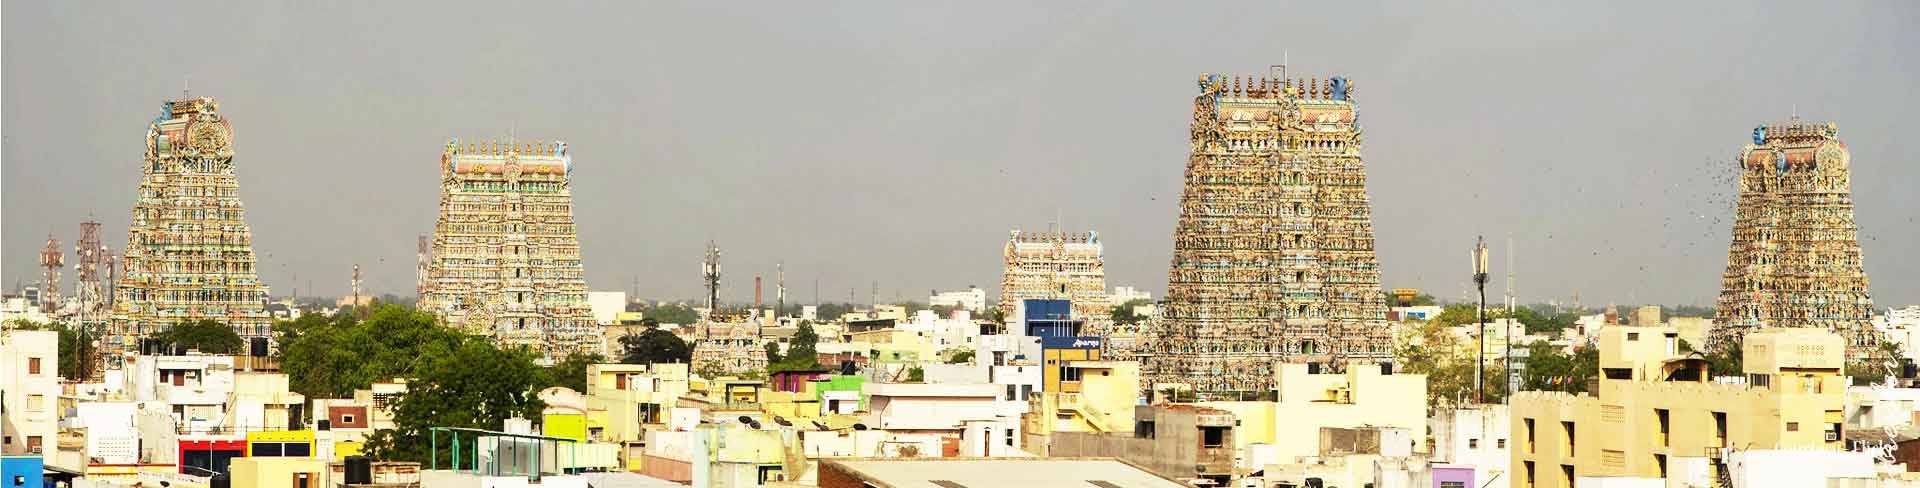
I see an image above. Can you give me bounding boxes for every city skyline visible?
[5,2,1918,308]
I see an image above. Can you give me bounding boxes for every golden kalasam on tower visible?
[1143,70,1392,399]
[1710,120,1876,352]
[419,139,598,359]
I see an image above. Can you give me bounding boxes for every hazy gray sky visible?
[5,2,1916,307]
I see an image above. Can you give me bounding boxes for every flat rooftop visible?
[821,458,1184,488]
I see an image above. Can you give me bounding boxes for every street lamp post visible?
[1472,236,1489,405]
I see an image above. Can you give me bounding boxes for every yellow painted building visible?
[1510,326,1844,488]
[229,457,326,488]
[1028,360,1139,447]
[586,363,690,443]
[1200,362,1427,466]
[246,430,316,458]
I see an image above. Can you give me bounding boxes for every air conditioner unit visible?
[1826,431,1840,442]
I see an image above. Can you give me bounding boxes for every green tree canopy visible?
[619,319,692,365]
[1519,342,1598,394]
[769,321,822,373]
[1110,299,1151,326]
[362,339,553,463]
[276,304,466,398]
[545,352,604,393]
[158,319,245,354]
[643,304,701,325]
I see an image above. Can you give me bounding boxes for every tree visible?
[769,322,822,373]
[643,304,701,325]
[619,319,691,365]
[158,320,245,354]
[1110,299,1151,326]
[1520,343,1598,394]
[56,324,94,380]
[363,339,551,463]
[276,304,466,398]
[1396,318,1480,409]
[947,350,975,364]
[764,342,783,365]
[906,367,925,382]
[545,352,604,393]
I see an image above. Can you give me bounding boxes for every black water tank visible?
[250,337,269,357]
[344,456,372,485]
[1307,362,1322,374]
[1379,362,1395,375]
[317,419,331,431]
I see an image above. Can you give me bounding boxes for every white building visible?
[126,353,238,433]
[588,291,628,325]
[899,309,980,350]
[0,296,52,325]
[929,286,987,312]
[860,382,1028,457]
[1,328,60,455]
[1106,286,1152,305]
[1429,405,1510,485]
[1845,386,1920,430]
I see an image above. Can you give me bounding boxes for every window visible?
[28,357,41,375]
[1006,384,1017,400]
[1656,409,1671,446]
[1525,418,1536,453]
[26,436,43,454]
[27,395,45,412]
[1201,426,1228,448]
[1523,461,1535,488]
[1062,367,1082,382]
[1562,421,1576,454]
[1442,482,1466,488]
[1655,454,1668,478]
[1787,422,1799,432]
[1468,438,1479,449]
[1498,439,1507,449]
[1135,421,1156,439]
[1627,332,1639,340]
[1713,411,1729,447]
[342,414,356,424]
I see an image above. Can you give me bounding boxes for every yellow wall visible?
[1510,328,1844,488]
[587,363,690,442]
[1201,363,1427,464]
[246,430,316,457]
[229,457,326,488]
[545,413,588,441]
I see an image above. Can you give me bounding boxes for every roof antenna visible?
[183,75,191,99]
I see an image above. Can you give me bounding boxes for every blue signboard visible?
[1041,336,1103,350]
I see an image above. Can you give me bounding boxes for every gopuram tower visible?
[1142,69,1393,400]
[1711,120,1875,352]
[110,96,273,365]
[419,139,598,359]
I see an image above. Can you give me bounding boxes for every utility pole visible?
[1506,234,1516,397]
[1472,236,1490,405]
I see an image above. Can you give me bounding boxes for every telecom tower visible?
[39,233,63,313]
[75,220,109,324]
[703,241,722,338]
[776,262,786,322]
[351,264,364,310]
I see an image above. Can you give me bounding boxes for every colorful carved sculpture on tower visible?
[1711,120,1876,352]
[419,138,599,360]
[110,96,274,366]
[1143,70,1393,399]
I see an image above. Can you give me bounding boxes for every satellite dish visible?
[737,415,754,425]
[852,423,868,431]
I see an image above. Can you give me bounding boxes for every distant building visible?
[928,286,987,312]
[1107,286,1152,305]
[1512,326,1846,488]
[1048,404,1239,485]
[999,229,1107,330]
[419,139,598,359]
[1712,120,1876,352]
[110,96,274,365]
